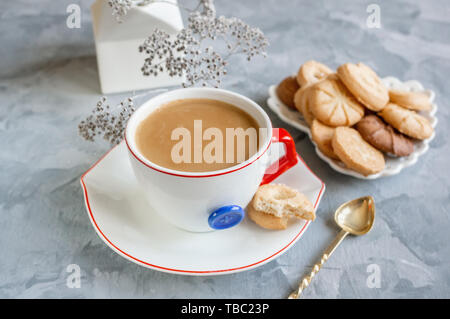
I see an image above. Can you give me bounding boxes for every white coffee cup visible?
[125,88,298,232]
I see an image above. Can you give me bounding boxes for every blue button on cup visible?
[208,205,245,230]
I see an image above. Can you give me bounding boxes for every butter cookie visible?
[332,127,385,176]
[294,85,315,126]
[337,63,389,111]
[296,60,333,87]
[247,205,288,230]
[276,76,300,109]
[378,103,433,140]
[310,75,365,127]
[389,89,432,111]
[252,184,315,221]
[311,119,339,159]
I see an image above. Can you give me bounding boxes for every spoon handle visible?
[288,230,348,299]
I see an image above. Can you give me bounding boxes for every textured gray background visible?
[1,0,449,298]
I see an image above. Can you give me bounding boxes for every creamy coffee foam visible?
[136,98,261,172]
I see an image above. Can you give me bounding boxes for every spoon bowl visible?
[335,196,375,235]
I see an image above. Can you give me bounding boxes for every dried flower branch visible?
[139,10,268,87]
[139,28,227,87]
[78,97,135,145]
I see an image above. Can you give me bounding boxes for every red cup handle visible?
[261,128,299,185]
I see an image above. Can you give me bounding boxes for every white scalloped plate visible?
[267,77,438,179]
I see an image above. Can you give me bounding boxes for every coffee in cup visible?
[135,98,261,172]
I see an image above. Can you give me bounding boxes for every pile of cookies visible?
[276,61,434,176]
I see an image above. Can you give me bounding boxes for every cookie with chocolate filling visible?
[356,115,414,157]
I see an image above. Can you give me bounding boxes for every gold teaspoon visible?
[288,196,375,299]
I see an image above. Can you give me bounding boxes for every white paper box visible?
[91,0,184,94]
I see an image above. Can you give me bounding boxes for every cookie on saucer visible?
[247,205,288,230]
[252,184,315,220]
[296,60,333,87]
[311,119,339,159]
[276,76,300,109]
[388,89,432,111]
[356,115,414,157]
[332,127,385,176]
[248,184,315,230]
[337,62,389,111]
[310,74,365,127]
[378,103,433,140]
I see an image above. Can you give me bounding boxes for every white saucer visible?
[267,76,438,179]
[80,142,325,275]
